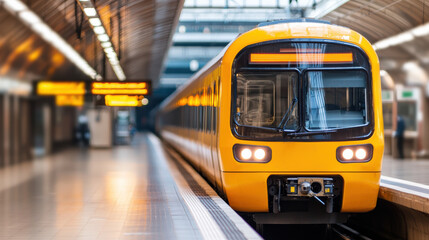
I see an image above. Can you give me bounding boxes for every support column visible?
[3,95,10,166]
[0,95,3,167]
[12,95,20,164]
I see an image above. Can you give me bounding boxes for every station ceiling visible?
[0,0,184,87]
[323,0,429,82]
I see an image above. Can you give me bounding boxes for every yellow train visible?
[157,19,383,221]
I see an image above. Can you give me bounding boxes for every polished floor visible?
[2,133,429,240]
[0,134,205,240]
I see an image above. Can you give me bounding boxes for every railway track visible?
[331,224,373,240]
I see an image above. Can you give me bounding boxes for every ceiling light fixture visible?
[373,22,429,51]
[89,18,101,27]
[77,0,126,81]
[2,0,100,79]
[83,8,96,17]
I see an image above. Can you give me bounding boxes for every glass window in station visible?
[397,101,417,132]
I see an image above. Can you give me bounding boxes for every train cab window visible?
[235,72,298,130]
[305,70,368,130]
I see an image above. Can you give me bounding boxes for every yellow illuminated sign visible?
[92,82,150,95]
[37,81,86,95]
[105,95,143,107]
[92,89,148,95]
[55,95,84,107]
[249,53,353,64]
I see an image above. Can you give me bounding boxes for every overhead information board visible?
[55,95,84,107]
[91,82,151,95]
[35,80,151,107]
[104,95,143,107]
[37,81,86,95]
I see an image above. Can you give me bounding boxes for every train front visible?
[219,21,384,216]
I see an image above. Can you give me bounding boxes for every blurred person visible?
[396,115,405,159]
[76,115,90,146]
[129,122,137,140]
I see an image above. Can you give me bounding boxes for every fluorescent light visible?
[390,33,414,45]
[104,47,114,53]
[19,11,41,24]
[106,52,117,59]
[373,32,414,50]
[101,42,112,48]
[83,8,96,17]
[3,0,27,12]
[77,0,126,80]
[89,18,102,27]
[411,24,429,37]
[97,34,109,42]
[374,22,429,51]
[109,58,119,64]
[93,26,105,35]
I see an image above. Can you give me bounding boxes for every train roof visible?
[257,19,330,27]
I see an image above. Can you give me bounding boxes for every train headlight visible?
[233,144,272,163]
[240,148,252,160]
[341,149,354,160]
[336,144,373,163]
[355,148,367,160]
[254,149,266,160]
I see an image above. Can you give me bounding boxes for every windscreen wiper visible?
[286,129,337,137]
[277,98,298,132]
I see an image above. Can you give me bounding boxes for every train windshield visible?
[232,41,373,141]
[235,72,298,130]
[305,70,368,130]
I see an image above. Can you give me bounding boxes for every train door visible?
[211,73,223,193]
[204,76,215,184]
[206,83,215,183]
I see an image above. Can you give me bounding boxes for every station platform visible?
[0,133,260,240]
[382,154,429,185]
[380,155,429,216]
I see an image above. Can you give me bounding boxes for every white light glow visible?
[373,22,429,51]
[106,52,117,59]
[78,0,126,81]
[83,8,97,17]
[142,98,149,105]
[411,23,429,37]
[355,149,367,160]
[19,11,41,24]
[254,149,266,160]
[97,34,109,42]
[240,148,252,160]
[3,0,27,12]
[342,149,354,160]
[104,47,114,54]
[109,59,119,65]
[93,26,105,35]
[101,42,112,48]
[89,18,102,27]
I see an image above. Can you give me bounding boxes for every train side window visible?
[207,86,212,133]
[200,90,204,131]
[213,80,218,133]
